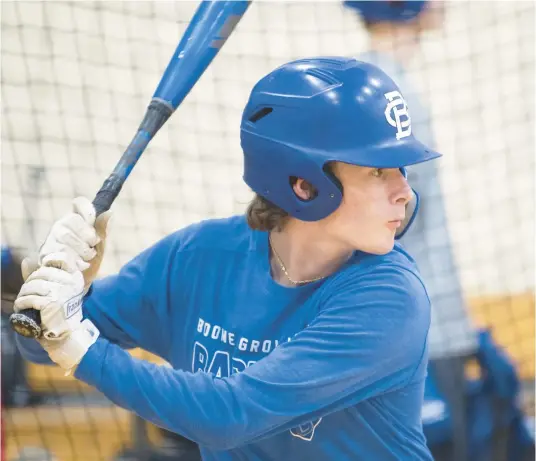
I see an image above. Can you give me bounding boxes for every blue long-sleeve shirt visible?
[17,215,433,460]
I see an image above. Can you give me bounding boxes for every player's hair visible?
[246,178,319,231]
[246,194,289,231]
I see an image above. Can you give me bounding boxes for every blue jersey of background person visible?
[344,0,478,360]
[17,58,437,460]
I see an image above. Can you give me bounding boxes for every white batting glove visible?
[39,196,112,293]
[14,255,100,374]
[14,260,85,340]
[40,318,100,375]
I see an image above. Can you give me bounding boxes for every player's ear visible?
[290,177,318,201]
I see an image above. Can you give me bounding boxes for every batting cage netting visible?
[2,1,534,460]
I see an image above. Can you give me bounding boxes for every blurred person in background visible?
[343,2,479,460]
[343,3,536,461]
[1,246,41,408]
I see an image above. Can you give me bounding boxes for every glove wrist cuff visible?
[42,319,100,375]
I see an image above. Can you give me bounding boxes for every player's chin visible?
[366,236,396,255]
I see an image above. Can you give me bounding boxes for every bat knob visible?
[10,310,42,339]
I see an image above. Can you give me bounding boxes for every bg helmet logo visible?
[384,91,412,140]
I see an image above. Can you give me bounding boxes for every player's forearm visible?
[74,337,258,450]
[73,331,423,452]
[74,337,357,451]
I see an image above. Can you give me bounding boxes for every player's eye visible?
[371,168,385,178]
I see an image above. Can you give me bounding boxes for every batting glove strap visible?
[40,319,100,376]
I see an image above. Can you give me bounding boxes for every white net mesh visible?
[2,1,534,459]
[2,2,534,288]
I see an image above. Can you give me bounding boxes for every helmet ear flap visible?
[322,162,343,194]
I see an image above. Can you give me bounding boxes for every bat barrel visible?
[153,0,251,109]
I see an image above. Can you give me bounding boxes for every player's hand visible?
[13,253,100,373]
[14,257,85,340]
[39,196,112,292]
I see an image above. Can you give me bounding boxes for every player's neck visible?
[368,25,419,62]
[268,221,353,288]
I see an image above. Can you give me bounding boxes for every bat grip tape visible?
[92,100,173,216]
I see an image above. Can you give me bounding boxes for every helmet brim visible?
[328,138,442,169]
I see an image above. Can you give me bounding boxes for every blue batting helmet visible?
[343,1,428,23]
[240,57,440,234]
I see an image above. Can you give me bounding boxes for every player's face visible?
[417,1,445,33]
[323,162,413,255]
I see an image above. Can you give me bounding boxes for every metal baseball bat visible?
[11,0,251,338]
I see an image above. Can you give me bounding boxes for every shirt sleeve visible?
[16,231,183,365]
[74,265,431,451]
[83,230,189,359]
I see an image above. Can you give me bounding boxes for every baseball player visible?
[343,2,480,460]
[15,58,439,460]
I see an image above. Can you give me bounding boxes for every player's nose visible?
[393,172,413,206]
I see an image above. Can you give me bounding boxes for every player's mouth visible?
[386,220,402,230]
